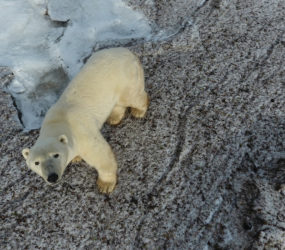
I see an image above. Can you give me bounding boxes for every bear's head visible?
[22,134,69,184]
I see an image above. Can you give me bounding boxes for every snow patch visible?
[0,0,151,130]
[205,196,223,224]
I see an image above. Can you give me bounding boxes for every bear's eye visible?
[53,154,59,159]
[35,161,40,166]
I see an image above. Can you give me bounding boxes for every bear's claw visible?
[97,178,116,193]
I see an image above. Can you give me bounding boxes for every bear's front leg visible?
[80,133,117,193]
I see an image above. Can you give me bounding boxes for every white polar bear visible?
[22,47,149,193]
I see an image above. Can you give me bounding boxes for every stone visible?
[0,0,284,248]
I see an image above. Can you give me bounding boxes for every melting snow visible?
[0,0,151,130]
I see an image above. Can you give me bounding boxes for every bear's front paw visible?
[97,178,116,193]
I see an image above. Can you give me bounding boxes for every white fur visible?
[22,47,149,193]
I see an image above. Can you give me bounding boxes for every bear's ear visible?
[22,148,30,159]
[58,134,68,144]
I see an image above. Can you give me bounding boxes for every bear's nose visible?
[47,173,58,183]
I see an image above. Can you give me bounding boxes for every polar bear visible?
[22,47,149,193]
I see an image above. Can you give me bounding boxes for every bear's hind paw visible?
[131,94,150,118]
[107,116,123,126]
[71,156,83,163]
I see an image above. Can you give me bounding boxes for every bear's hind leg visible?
[107,105,126,125]
[130,91,149,118]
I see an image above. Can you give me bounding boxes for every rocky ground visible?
[1,0,285,249]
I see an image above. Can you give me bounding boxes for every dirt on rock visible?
[1,0,285,249]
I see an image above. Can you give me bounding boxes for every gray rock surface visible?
[1,0,285,248]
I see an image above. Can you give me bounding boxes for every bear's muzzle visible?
[47,173,58,183]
